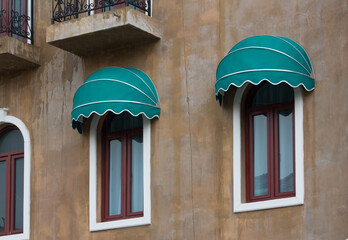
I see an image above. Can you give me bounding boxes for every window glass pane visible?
[279,110,294,193]
[107,112,143,133]
[0,161,6,233]
[253,114,268,196]
[109,139,122,216]
[0,129,24,154]
[250,83,294,107]
[12,0,23,14]
[14,157,24,230]
[11,0,23,41]
[131,135,143,213]
[103,1,113,12]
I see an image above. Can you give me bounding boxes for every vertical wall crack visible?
[181,0,195,239]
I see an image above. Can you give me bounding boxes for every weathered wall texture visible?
[0,0,347,239]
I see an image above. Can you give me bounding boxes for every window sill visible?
[234,196,303,213]
[90,216,150,231]
[0,233,28,240]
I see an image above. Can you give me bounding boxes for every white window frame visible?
[0,108,31,240]
[232,84,304,213]
[27,0,32,45]
[89,114,151,231]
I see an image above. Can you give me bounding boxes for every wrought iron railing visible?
[51,0,151,23]
[0,0,33,43]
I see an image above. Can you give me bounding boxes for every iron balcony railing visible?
[0,0,33,43]
[51,0,151,23]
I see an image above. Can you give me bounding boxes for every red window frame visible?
[0,126,24,236]
[101,117,143,222]
[245,86,296,202]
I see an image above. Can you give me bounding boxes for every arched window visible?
[73,67,159,230]
[245,83,295,202]
[215,36,312,212]
[232,83,304,212]
[89,112,152,230]
[101,112,144,222]
[0,126,24,236]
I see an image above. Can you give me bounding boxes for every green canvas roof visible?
[71,67,160,133]
[216,35,315,102]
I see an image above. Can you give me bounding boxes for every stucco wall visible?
[0,0,347,239]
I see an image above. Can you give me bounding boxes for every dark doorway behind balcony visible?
[51,0,151,24]
[0,0,33,43]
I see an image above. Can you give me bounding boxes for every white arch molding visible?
[0,108,31,240]
[232,84,304,212]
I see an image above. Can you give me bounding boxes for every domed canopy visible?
[216,35,315,102]
[71,67,160,133]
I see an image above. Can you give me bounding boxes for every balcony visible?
[46,0,162,56]
[0,0,40,72]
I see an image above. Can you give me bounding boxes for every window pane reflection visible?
[250,83,294,107]
[279,110,294,193]
[12,0,23,41]
[109,139,122,216]
[14,157,24,230]
[131,135,143,213]
[107,112,143,133]
[0,161,6,233]
[0,129,24,154]
[253,114,268,196]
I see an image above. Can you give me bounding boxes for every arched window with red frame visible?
[245,82,295,202]
[0,126,24,236]
[101,112,144,222]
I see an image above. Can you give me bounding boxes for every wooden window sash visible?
[245,89,295,202]
[101,121,144,222]
[274,105,296,198]
[0,151,24,236]
[126,128,143,218]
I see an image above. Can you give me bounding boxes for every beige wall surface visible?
[0,0,347,239]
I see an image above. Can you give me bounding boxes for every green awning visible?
[216,35,315,102]
[71,67,160,133]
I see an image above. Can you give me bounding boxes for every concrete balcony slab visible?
[0,36,40,73]
[46,7,162,56]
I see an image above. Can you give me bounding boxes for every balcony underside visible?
[0,36,40,73]
[46,7,162,56]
